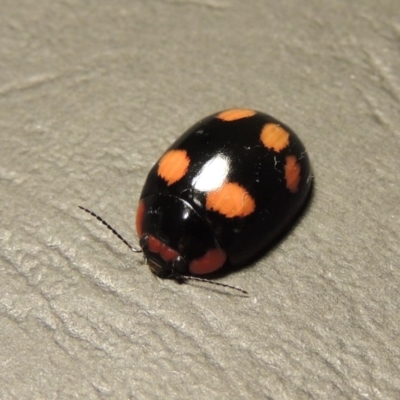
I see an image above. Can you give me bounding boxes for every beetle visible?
[80,109,313,294]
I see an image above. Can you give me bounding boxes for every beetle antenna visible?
[179,275,249,296]
[78,206,142,253]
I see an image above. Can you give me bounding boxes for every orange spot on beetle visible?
[260,123,290,152]
[217,109,256,122]
[285,155,301,193]
[189,248,227,275]
[135,200,145,236]
[158,149,190,186]
[206,182,255,218]
[147,234,179,262]
[147,234,162,253]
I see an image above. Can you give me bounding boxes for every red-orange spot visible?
[158,149,190,186]
[135,200,145,237]
[147,234,179,262]
[217,109,256,122]
[189,248,227,275]
[148,234,162,253]
[260,123,290,152]
[206,182,255,218]
[285,155,301,193]
[160,245,179,262]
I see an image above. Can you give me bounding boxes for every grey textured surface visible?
[1,0,399,398]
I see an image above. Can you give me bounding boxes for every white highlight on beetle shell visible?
[192,154,230,192]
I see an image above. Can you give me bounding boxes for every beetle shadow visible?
[203,182,315,280]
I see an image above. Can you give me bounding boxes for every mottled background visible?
[1,1,399,398]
